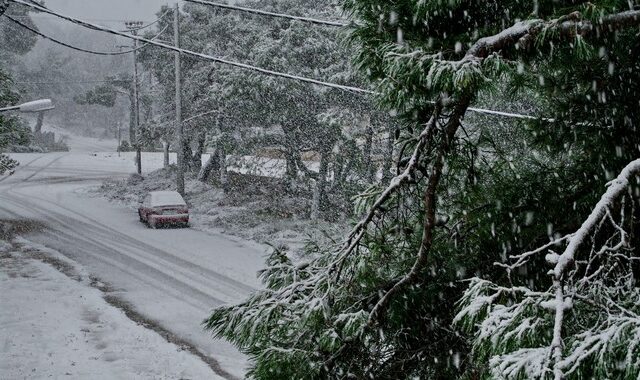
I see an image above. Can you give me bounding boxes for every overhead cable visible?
[8,0,555,122]
[6,14,170,56]
[14,80,128,85]
[9,0,370,94]
[183,0,350,27]
[7,14,157,23]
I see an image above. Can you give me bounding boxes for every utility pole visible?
[174,3,185,196]
[125,21,144,175]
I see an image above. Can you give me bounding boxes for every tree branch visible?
[331,101,443,277]
[368,95,472,326]
[549,158,640,379]
[465,10,640,60]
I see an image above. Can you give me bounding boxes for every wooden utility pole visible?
[125,21,144,175]
[174,3,185,196]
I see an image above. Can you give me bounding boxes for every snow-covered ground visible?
[46,125,118,153]
[0,239,222,380]
[0,131,269,379]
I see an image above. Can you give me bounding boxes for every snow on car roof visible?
[150,191,186,207]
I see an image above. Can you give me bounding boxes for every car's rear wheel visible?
[138,211,144,223]
[149,219,157,229]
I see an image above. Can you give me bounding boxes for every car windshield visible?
[150,192,186,207]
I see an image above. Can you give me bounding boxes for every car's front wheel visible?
[138,210,144,223]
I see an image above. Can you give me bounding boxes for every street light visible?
[0,99,55,113]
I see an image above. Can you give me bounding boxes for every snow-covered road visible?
[0,135,265,379]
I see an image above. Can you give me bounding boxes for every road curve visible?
[0,151,265,379]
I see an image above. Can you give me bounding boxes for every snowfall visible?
[0,126,307,379]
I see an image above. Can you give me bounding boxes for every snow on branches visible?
[203,3,640,378]
[0,153,18,175]
[456,159,640,379]
[203,94,472,377]
[372,7,640,115]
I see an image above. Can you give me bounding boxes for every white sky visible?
[41,0,175,22]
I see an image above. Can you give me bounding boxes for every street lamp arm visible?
[0,99,55,113]
[0,105,20,113]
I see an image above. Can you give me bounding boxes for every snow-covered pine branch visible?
[0,153,18,175]
[202,2,640,377]
[456,159,640,379]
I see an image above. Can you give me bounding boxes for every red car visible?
[138,191,189,228]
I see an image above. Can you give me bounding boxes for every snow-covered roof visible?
[150,191,186,207]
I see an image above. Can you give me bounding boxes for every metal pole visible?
[174,3,185,196]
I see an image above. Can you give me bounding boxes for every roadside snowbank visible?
[0,239,222,380]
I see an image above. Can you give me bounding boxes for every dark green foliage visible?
[0,69,28,174]
[205,1,640,378]
[1,5,41,173]
[0,2,38,61]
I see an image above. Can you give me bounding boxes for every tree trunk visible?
[281,123,302,191]
[219,141,227,186]
[284,147,298,190]
[34,112,44,134]
[198,148,220,182]
[363,124,375,183]
[381,123,395,184]
[182,141,193,172]
[191,131,206,171]
[163,140,170,168]
[311,151,330,220]
[128,92,135,144]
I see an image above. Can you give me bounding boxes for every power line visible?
[183,0,350,27]
[11,12,171,56]
[5,15,170,56]
[14,80,125,85]
[8,0,554,122]
[9,0,370,94]
[11,0,160,25]
[13,79,552,121]
[7,14,157,23]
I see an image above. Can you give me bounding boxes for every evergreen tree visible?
[205,1,640,378]
[0,2,39,174]
[139,0,380,214]
[0,68,26,174]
